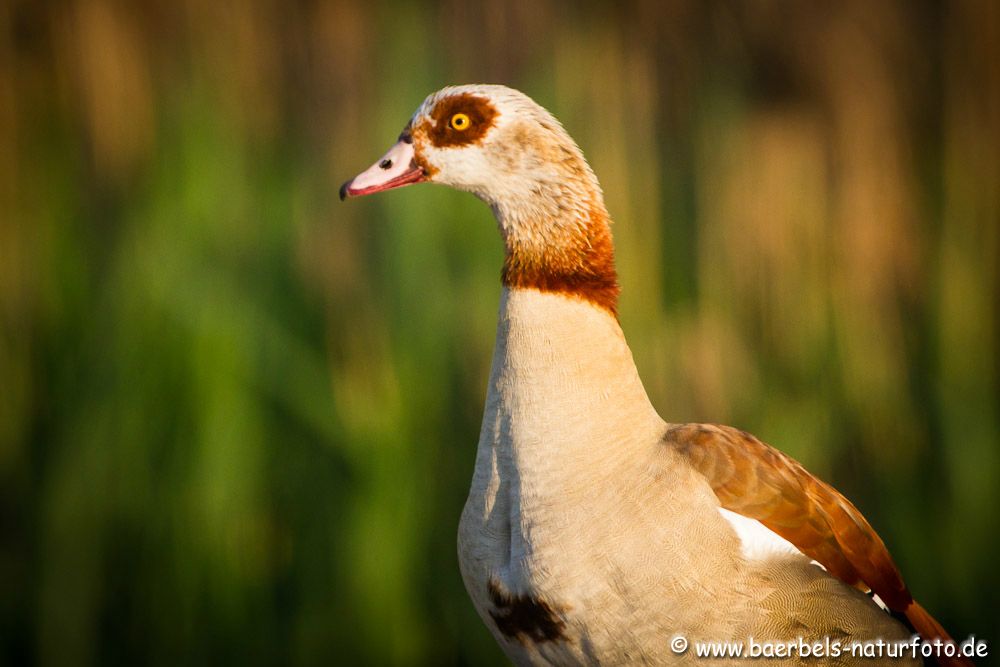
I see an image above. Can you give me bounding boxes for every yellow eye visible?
[450,113,471,131]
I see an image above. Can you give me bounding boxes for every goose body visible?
[341,84,968,666]
[458,288,909,665]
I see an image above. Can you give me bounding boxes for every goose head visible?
[341,84,619,314]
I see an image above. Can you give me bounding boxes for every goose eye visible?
[450,113,471,131]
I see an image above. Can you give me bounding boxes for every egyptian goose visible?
[341,85,971,666]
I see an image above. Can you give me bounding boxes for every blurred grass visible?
[1,1,998,665]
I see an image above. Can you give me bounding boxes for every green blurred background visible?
[1,0,998,665]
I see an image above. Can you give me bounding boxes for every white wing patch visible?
[718,508,822,566]
[869,592,890,613]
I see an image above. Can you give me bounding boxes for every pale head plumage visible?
[342,84,620,313]
[409,85,604,222]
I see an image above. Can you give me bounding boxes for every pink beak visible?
[340,136,427,200]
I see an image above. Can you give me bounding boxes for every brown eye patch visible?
[427,93,499,148]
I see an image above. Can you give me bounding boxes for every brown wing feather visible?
[664,423,910,609]
[664,424,972,667]
[665,423,975,665]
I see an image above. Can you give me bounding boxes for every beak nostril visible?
[380,159,393,170]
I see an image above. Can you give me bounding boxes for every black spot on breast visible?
[487,579,567,644]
